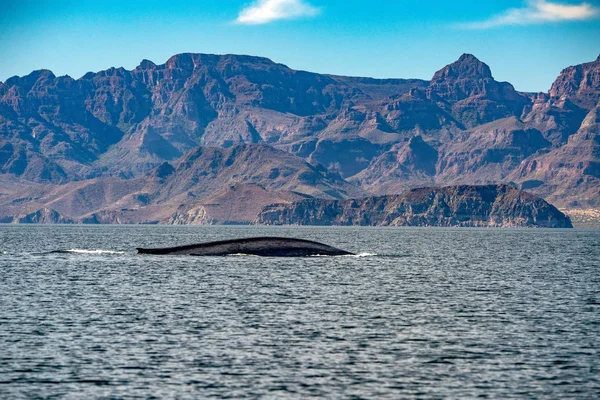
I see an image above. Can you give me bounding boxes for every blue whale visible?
[137,236,354,257]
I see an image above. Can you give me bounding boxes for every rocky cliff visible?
[256,184,572,228]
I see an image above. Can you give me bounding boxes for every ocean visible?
[1,225,598,398]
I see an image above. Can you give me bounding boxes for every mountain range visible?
[1,52,599,224]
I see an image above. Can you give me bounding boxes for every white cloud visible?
[236,0,320,25]
[458,0,599,29]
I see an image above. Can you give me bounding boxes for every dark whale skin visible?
[137,237,355,257]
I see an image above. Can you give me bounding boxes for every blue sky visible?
[1,0,599,92]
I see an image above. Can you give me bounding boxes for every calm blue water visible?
[0,225,599,399]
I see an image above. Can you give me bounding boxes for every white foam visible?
[310,252,377,258]
[65,249,127,255]
[348,252,377,258]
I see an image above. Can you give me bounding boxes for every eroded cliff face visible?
[549,55,600,110]
[256,184,572,228]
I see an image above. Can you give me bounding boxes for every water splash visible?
[348,252,377,257]
[49,249,128,255]
[310,252,377,258]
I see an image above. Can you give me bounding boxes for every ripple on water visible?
[0,225,598,399]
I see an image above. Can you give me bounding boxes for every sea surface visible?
[0,225,599,399]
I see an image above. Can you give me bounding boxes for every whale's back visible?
[137,236,354,257]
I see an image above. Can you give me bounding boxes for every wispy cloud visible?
[236,0,320,25]
[458,0,599,29]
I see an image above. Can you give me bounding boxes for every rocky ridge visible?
[256,184,573,228]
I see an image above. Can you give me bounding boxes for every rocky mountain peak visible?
[549,55,600,107]
[137,59,157,70]
[426,54,529,126]
[431,54,493,82]
[4,69,57,89]
[165,53,198,70]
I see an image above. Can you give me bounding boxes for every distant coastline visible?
[1,184,573,229]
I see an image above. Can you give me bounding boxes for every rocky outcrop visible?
[169,205,215,225]
[524,56,600,146]
[549,55,600,110]
[12,208,74,224]
[256,184,572,228]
